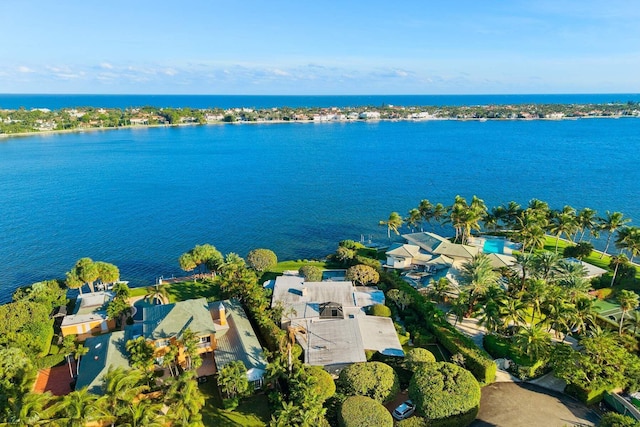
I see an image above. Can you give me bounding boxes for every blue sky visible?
[1,0,639,94]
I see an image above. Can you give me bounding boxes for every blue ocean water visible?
[1,107,639,303]
[1,93,640,110]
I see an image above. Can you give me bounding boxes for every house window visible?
[199,336,210,344]
[156,339,168,348]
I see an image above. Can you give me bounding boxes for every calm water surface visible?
[1,118,639,302]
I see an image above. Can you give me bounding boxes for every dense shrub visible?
[563,242,594,259]
[246,249,278,272]
[33,353,66,370]
[304,365,336,402]
[299,265,323,282]
[354,255,382,270]
[338,396,393,427]
[339,240,365,250]
[404,347,436,372]
[369,304,391,317]
[397,417,428,427]
[599,412,640,427]
[430,324,496,383]
[565,383,607,405]
[337,361,400,403]
[409,362,480,427]
[346,265,380,286]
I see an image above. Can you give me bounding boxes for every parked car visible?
[392,400,415,420]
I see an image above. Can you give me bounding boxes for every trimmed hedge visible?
[337,361,400,403]
[33,353,66,370]
[565,383,607,405]
[380,271,496,383]
[430,323,496,384]
[338,396,393,427]
[483,334,548,380]
[409,362,480,427]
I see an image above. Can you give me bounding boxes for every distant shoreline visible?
[1,113,638,141]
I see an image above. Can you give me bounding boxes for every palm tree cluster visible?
[0,368,205,427]
[457,251,602,355]
[382,196,638,260]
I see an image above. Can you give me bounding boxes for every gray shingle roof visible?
[210,299,267,382]
[75,331,129,395]
[143,298,216,340]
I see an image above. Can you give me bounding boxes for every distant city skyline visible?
[2,0,639,95]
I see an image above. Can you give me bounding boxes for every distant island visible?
[1,101,639,137]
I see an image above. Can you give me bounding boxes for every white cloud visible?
[18,66,34,73]
[100,62,114,70]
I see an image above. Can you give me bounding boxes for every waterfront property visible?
[271,274,403,375]
[60,291,115,339]
[75,330,129,394]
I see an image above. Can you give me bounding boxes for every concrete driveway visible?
[471,382,599,427]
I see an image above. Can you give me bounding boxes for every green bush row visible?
[565,383,607,405]
[430,324,496,384]
[33,353,66,370]
[379,271,496,384]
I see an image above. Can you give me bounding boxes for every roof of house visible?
[564,258,607,278]
[386,243,433,263]
[75,330,130,395]
[295,318,366,370]
[487,253,517,269]
[403,232,448,252]
[271,275,356,310]
[143,298,216,341]
[402,232,479,259]
[356,316,404,357]
[210,299,267,382]
[61,291,113,327]
[353,287,385,308]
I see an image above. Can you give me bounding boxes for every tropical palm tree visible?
[573,297,597,335]
[524,279,547,325]
[610,253,630,287]
[51,387,100,427]
[74,345,88,375]
[161,344,179,377]
[428,277,453,303]
[2,392,55,427]
[145,283,170,305]
[549,210,578,253]
[615,226,640,263]
[499,298,527,332]
[178,328,201,371]
[624,310,640,335]
[379,212,403,239]
[474,286,505,334]
[432,203,448,226]
[405,208,422,232]
[532,251,562,282]
[617,290,640,335]
[119,399,165,427]
[283,324,306,374]
[598,211,631,258]
[576,207,598,242]
[503,201,523,230]
[459,253,500,316]
[99,367,149,426]
[418,199,434,230]
[513,324,552,361]
[164,371,205,427]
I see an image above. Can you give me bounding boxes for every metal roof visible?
[142,298,216,340]
[75,331,129,395]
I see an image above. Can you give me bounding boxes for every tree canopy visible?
[247,248,278,272]
[345,265,380,286]
[299,265,323,282]
[408,362,480,426]
[337,361,400,403]
[338,395,393,427]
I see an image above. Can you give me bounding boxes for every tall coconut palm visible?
[549,210,578,253]
[145,283,170,305]
[51,387,100,427]
[418,199,434,230]
[74,345,88,375]
[513,324,552,361]
[283,324,306,374]
[573,297,597,335]
[610,253,630,287]
[503,201,523,229]
[624,310,640,335]
[432,203,448,226]
[598,211,631,258]
[164,372,205,427]
[532,251,562,282]
[474,286,505,333]
[3,391,55,427]
[617,290,640,335]
[615,226,640,263]
[576,208,598,242]
[379,212,403,239]
[178,328,201,371]
[499,298,527,332]
[99,367,149,427]
[459,253,500,316]
[405,208,422,232]
[524,279,548,325]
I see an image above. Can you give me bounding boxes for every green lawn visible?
[541,235,640,290]
[199,378,270,427]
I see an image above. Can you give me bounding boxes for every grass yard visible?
[199,378,271,427]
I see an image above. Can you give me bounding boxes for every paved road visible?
[471,382,599,427]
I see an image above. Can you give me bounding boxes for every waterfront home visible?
[60,291,115,339]
[210,299,268,388]
[75,330,129,394]
[271,274,403,375]
[142,298,216,368]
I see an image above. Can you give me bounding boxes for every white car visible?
[392,400,416,420]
